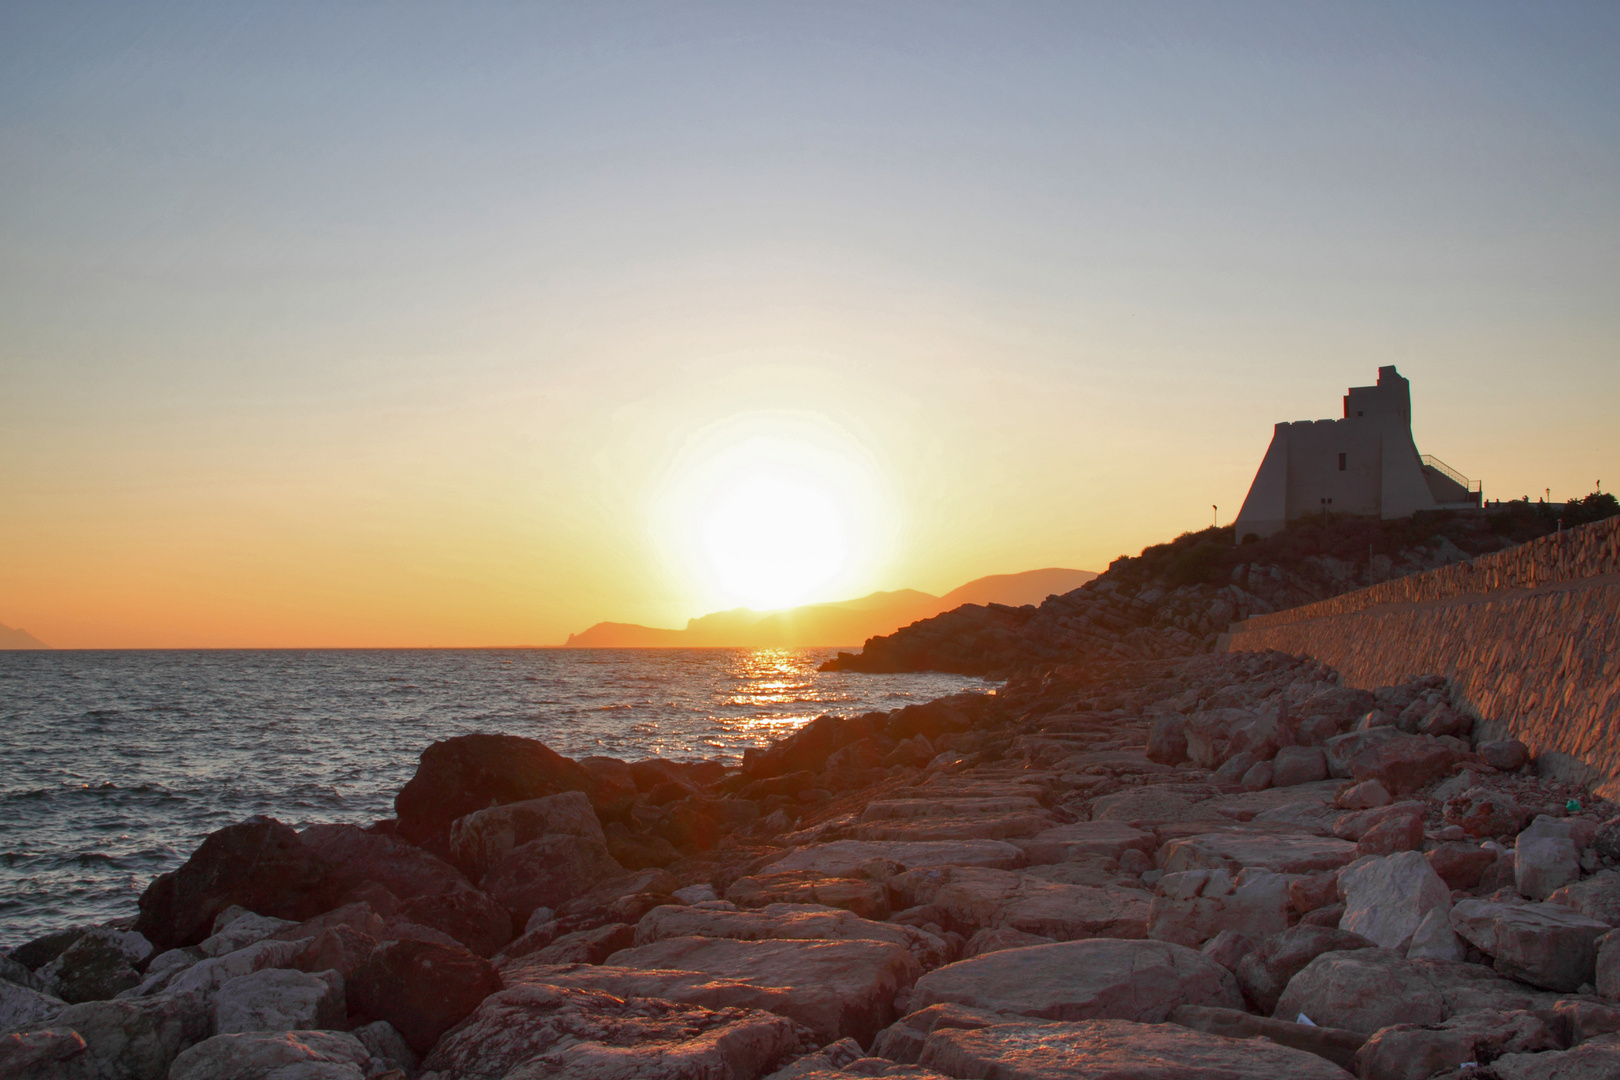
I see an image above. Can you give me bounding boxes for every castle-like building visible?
[1232,365,1481,540]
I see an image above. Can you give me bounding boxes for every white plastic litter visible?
[1295,1013,1316,1027]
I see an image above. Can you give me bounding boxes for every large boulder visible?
[421,983,802,1080]
[46,991,211,1080]
[1233,925,1375,1014]
[727,871,891,920]
[1272,948,1444,1034]
[1170,1004,1366,1072]
[1021,821,1155,864]
[1450,896,1611,991]
[1184,706,1291,769]
[917,1018,1352,1079]
[213,967,345,1034]
[0,979,65,1031]
[348,939,503,1056]
[1486,1037,1620,1079]
[1548,869,1620,927]
[479,833,625,925]
[1338,851,1452,951]
[393,733,598,853]
[888,865,1150,941]
[596,935,919,1046]
[134,818,340,949]
[164,937,312,1003]
[35,927,151,1003]
[298,823,472,900]
[0,1030,89,1080]
[762,839,1026,878]
[1159,830,1358,876]
[1148,869,1290,947]
[908,938,1240,1023]
[167,1030,372,1080]
[392,888,513,957]
[1516,815,1582,901]
[447,790,606,882]
[1355,1009,1561,1080]
[634,902,950,970]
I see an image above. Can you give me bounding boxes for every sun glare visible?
[652,413,893,612]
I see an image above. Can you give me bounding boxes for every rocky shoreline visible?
[7,639,1620,1079]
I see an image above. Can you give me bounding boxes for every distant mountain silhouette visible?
[564,567,1097,648]
[0,622,49,649]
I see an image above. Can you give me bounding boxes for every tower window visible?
[1338,452,1347,471]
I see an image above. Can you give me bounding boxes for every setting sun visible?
[651,411,895,612]
[699,466,849,609]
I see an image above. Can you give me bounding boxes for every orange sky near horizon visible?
[2,4,1617,649]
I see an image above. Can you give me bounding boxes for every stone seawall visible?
[1223,516,1620,797]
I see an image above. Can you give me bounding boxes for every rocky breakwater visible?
[11,651,1620,1078]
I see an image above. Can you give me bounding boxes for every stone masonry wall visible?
[1223,516,1620,797]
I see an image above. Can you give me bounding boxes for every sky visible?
[2,2,1617,648]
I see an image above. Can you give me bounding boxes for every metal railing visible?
[1421,455,1482,493]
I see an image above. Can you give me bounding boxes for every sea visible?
[0,648,984,948]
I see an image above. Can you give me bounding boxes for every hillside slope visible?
[565,568,1095,648]
[822,506,1580,677]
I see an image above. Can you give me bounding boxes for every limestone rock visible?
[213,967,345,1034]
[165,937,312,1003]
[1338,779,1392,809]
[1478,739,1530,772]
[1233,925,1374,1014]
[521,922,635,965]
[349,1020,417,1077]
[887,864,1150,941]
[1146,714,1188,764]
[298,823,472,901]
[50,991,212,1080]
[1426,842,1499,891]
[1597,929,1620,1001]
[1444,787,1529,838]
[1272,745,1329,787]
[1548,869,1620,927]
[479,833,625,925]
[1469,1035,1620,1080]
[420,983,803,1080]
[1169,1004,1365,1072]
[598,935,918,1046]
[1273,948,1444,1034]
[917,1017,1352,1079]
[727,872,891,920]
[762,839,1026,878]
[197,914,296,958]
[134,817,340,949]
[447,790,606,882]
[1159,829,1358,876]
[392,888,513,957]
[167,1030,371,1080]
[635,902,949,970]
[909,938,1240,1023]
[1516,815,1582,901]
[1405,906,1465,962]
[0,978,67,1030]
[392,733,597,852]
[1020,821,1155,864]
[1355,1009,1561,1080]
[869,1002,1022,1065]
[963,927,1053,958]
[1148,868,1290,947]
[35,928,151,1004]
[0,1029,89,1080]
[1338,851,1452,951]
[1450,896,1611,991]
[348,939,503,1055]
